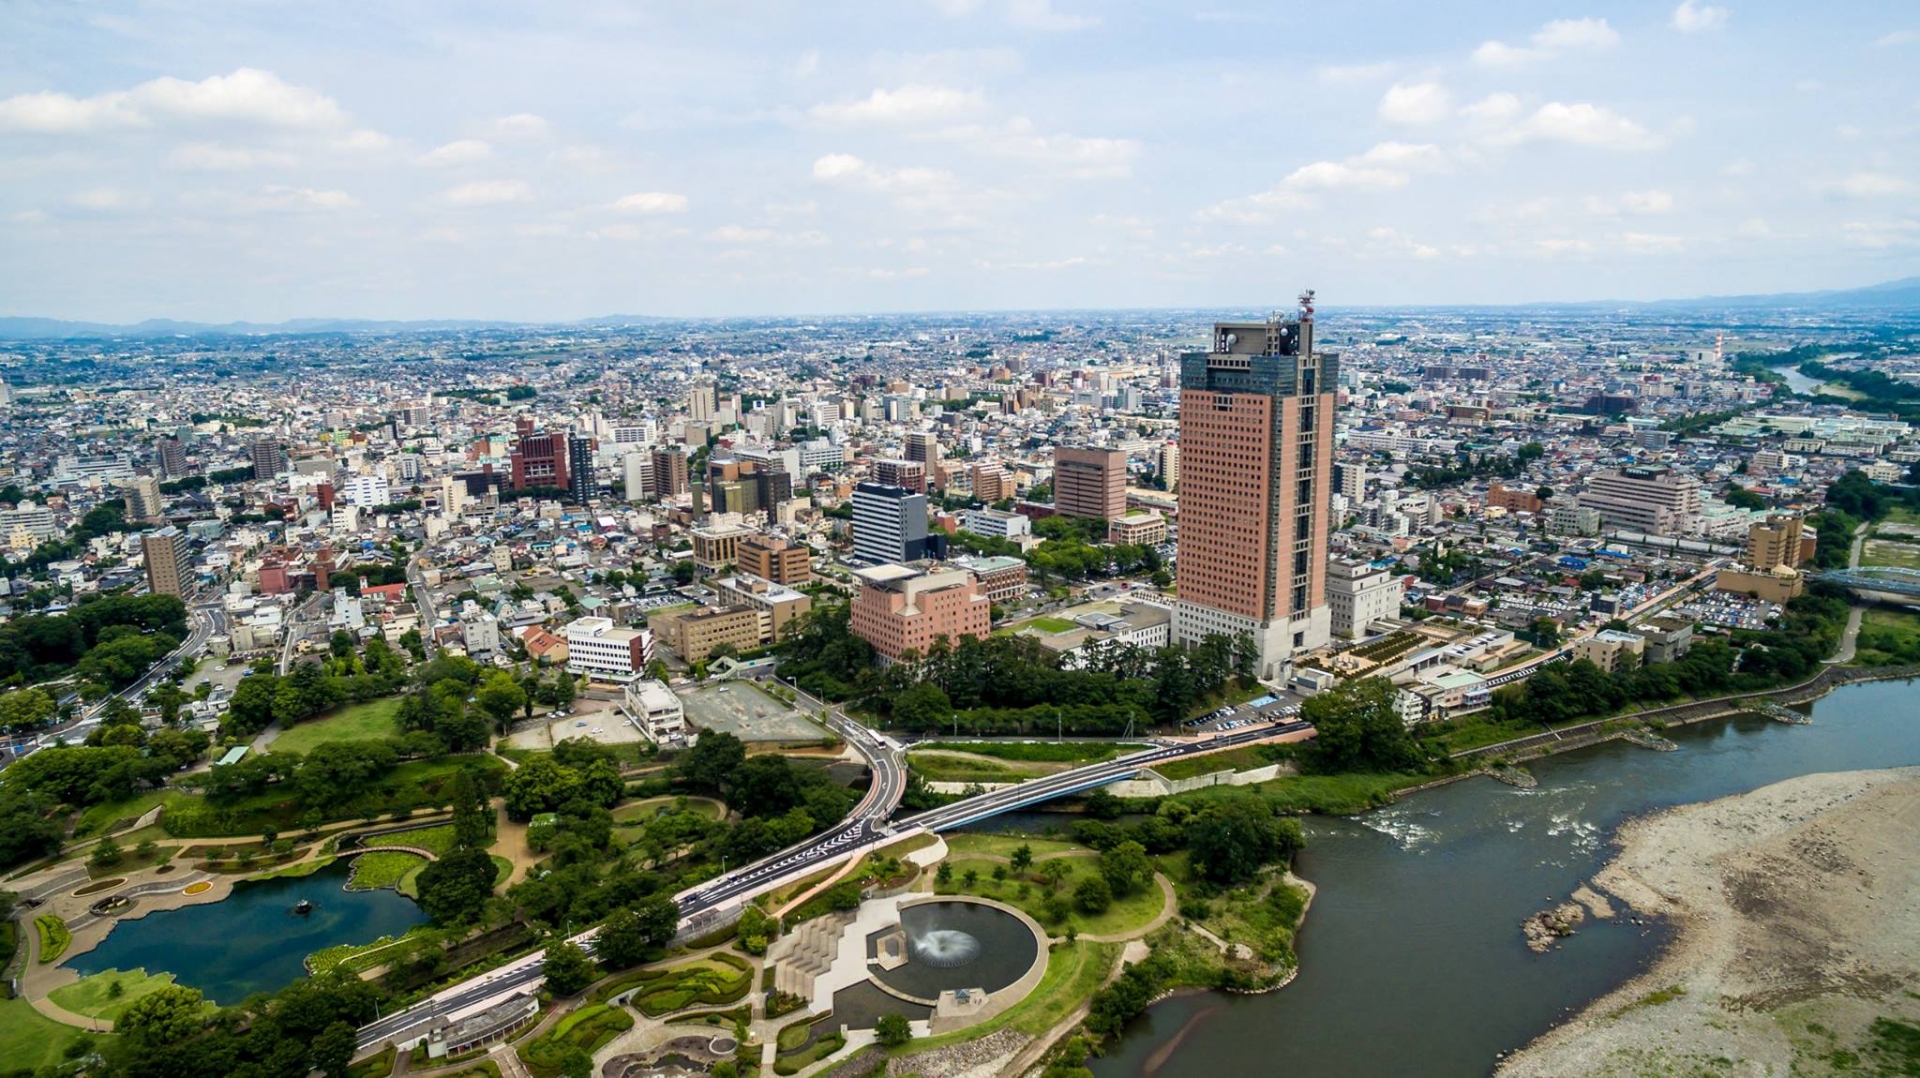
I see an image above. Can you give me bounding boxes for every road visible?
[407,555,441,657]
[277,592,329,675]
[353,675,907,1052]
[352,699,1303,1052]
[4,596,222,757]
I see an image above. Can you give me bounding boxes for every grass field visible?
[73,788,185,838]
[943,833,1086,861]
[934,857,1163,937]
[900,940,1118,1056]
[0,994,100,1070]
[346,851,425,891]
[1016,615,1078,634]
[906,753,1029,784]
[917,741,1136,764]
[269,698,403,755]
[611,796,725,823]
[1151,745,1276,781]
[1854,605,1920,666]
[1169,771,1428,815]
[49,968,184,1024]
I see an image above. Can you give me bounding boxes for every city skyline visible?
[4,1,1920,322]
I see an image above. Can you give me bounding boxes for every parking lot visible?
[680,681,828,744]
[1183,693,1304,733]
[503,695,645,751]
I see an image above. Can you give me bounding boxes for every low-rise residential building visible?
[622,679,686,742]
[1573,628,1646,673]
[562,616,653,681]
[711,573,812,641]
[960,506,1031,541]
[953,554,1028,604]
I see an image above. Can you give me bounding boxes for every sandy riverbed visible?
[1499,767,1920,1078]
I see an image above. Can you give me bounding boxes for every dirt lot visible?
[1499,767,1920,1078]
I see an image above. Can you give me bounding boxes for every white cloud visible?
[1671,1,1729,33]
[166,142,296,170]
[1823,171,1911,197]
[1474,18,1619,68]
[1316,61,1395,86]
[706,224,827,246]
[245,185,359,212]
[1461,92,1523,123]
[812,153,950,192]
[1534,238,1594,257]
[1201,141,1442,221]
[1378,82,1451,126]
[811,84,986,125]
[612,191,689,214]
[1006,0,1099,31]
[1622,231,1685,253]
[333,129,393,152]
[419,139,493,166]
[68,187,149,211]
[1842,218,1920,248]
[1493,102,1659,149]
[491,113,548,137]
[1739,218,1772,236]
[1587,190,1676,215]
[0,68,349,134]
[7,209,49,224]
[936,117,1140,177]
[441,180,532,206]
[1363,226,1441,260]
[1874,30,1920,47]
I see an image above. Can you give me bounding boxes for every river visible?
[1085,678,1920,1078]
[1773,364,1821,394]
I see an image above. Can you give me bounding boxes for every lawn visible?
[906,753,1029,784]
[1855,606,1920,666]
[611,795,725,823]
[36,914,71,962]
[161,753,506,838]
[1017,615,1077,634]
[1861,539,1920,571]
[0,994,101,1071]
[49,968,185,1024]
[1151,745,1276,781]
[943,833,1086,861]
[1169,771,1429,815]
[917,741,1137,764]
[73,789,189,839]
[269,698,403,755]
[933,853,1166,938]
[346,851,426,891]
[901,940,1118,1056]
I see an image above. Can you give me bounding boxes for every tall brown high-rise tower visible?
[1053,446,1126,520]
[1173,297,1336,679]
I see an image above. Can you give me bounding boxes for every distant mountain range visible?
[5,277,1919,340]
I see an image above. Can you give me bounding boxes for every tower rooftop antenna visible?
[1298,289,1317,323]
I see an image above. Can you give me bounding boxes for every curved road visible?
[353,690,1305,1053]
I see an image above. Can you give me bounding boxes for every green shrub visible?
[34,915,71,963]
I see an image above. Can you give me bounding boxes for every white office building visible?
[563,616,654,682]
[622,678,686,743]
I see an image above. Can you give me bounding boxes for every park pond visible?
[1085,678,1920,1078]
[70,858,427,1004]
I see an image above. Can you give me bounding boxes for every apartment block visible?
[143,526,193,598]
[1745,514,1805,571]
[1106,509,1167,547]
[1053,446,1126,520]
[737,533,813,586]
[849,563,992,663]
[711,573,812,641]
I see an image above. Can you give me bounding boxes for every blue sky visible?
[1,1,1917,321]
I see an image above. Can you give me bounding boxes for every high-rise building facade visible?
[1053,446,1126,520]
[1746,514,1805,571]
[651,447,691,497]
[623,451,654,501]
[250,439,287,482]
[510,430,571,492]
[969,461,1014,505]
[688,382,717,422]
[871,458,926,495]
[125,476,164,523]
[852,481,930,564]
[143,526,193,598]
[905,430,942,489]
[1576,465,1703,536]
[569,435,594,504]
[155,437,188,479]
[1173,307,1337,678]
[1157,443,1179,491]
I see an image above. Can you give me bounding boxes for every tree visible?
[313,1020,358,1078]
[1186,796,1298,886]
[1098,840,1152,898]
[449,769,492,850]
[90,835,123,867]
[475,671,528,733]
[936,860,953,886]
[558,1046,595,1078]
[876,1013,914,1048]
[541,938,596,996]
[1298,676,1423,775]
[1074,874,1112,915]
[594,907,654,970]
[118,984,209,1046]
[0,687,56,732]
[676,730,745,796]
[415,847,498,923]
[1009,844,1034,874]
[503,756,583,820]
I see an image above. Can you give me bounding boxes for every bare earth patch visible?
[1499,767,1920,1078]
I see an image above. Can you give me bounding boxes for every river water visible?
[70,857,427,1004]
[1773,364,1821,394]
[1086,678,1920,1078]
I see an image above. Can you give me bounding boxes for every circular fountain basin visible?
[868,900,1040,1001]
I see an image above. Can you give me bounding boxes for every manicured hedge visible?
[518,1004,633,1077]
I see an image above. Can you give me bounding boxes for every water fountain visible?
[906,927,981,969]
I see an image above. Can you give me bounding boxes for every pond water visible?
[869,900,1038,1001]
[70,857,428,1004]
[1084,678,1920,1078]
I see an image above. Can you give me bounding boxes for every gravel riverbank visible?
[1498,766,1920,1078]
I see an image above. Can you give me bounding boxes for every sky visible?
[1,1,1918,322]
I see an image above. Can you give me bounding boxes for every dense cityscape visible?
[7,2,1920,1077]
